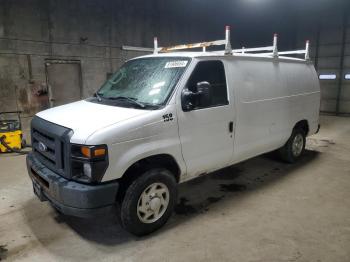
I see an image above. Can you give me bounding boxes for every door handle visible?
[229,121,233,133]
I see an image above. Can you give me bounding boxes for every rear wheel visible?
[278,128,306,163]
[120,168,177,236]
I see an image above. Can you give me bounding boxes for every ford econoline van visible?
[27,30,320,235]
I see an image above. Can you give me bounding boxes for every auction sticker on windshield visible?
[165,61,188,68]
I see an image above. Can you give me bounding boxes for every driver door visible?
[176,60,234,177]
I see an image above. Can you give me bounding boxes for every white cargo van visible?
[27,28,320,235]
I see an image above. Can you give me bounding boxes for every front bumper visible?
[316,124,321,134]
[26,152,119,218]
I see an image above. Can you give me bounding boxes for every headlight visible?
[83,162,92,178]
[70,144,109,183]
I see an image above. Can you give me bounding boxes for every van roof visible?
[135,51,308,63]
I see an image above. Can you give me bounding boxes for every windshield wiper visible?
[105,96,146,108]
[94,91,102,102]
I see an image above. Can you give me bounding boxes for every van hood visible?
[36,100,149,143]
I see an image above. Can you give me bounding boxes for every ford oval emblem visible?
[38,141,47,152]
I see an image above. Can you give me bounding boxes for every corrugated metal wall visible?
[316,22,350,114]
[297,3,350,115]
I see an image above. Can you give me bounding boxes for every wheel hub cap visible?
[149,197,161,211]
[137,182,170,224]
[292,133,304,157]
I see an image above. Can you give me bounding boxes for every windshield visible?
[97,57,190,107]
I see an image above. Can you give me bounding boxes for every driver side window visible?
[187,60,228,109]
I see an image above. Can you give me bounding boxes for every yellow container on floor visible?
[0,121,23,153]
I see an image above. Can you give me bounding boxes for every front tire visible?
[278,128,306,163]
[120,168,177,236]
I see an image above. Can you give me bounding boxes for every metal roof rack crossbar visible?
[121,27,311,61]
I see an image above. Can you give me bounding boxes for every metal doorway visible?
[45,60,82,107]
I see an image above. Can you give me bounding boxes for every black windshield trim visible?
[103,96,146,108]
[87,97,163,110]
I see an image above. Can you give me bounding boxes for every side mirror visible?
[181,81,211,111]
[181,88,195,111]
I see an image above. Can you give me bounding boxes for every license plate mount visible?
[33,180,46,202]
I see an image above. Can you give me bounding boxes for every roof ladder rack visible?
[152,26,232,54]
[224,26,232,54]
[261,39,310,60]
[121,26,311,61]
[272,33,279,58]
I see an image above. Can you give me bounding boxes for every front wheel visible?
[120,168,177,236]
[278,128,306,163]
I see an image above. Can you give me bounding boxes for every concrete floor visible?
[0,115,349,262]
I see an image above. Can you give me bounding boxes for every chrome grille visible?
[31,116,72,179]
[32,129,58,166]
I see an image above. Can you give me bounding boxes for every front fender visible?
[102,132,186,182]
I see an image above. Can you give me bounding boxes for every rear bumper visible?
[26,152,119,218]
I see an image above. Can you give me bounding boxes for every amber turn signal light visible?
[80,146,106,158]
[81,146,91,158]
[94,148,106,157]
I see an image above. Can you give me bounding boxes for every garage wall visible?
[295,1,350,115]
[0,0,228,138]
[317,25,350,114]
[1,0,348,141]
